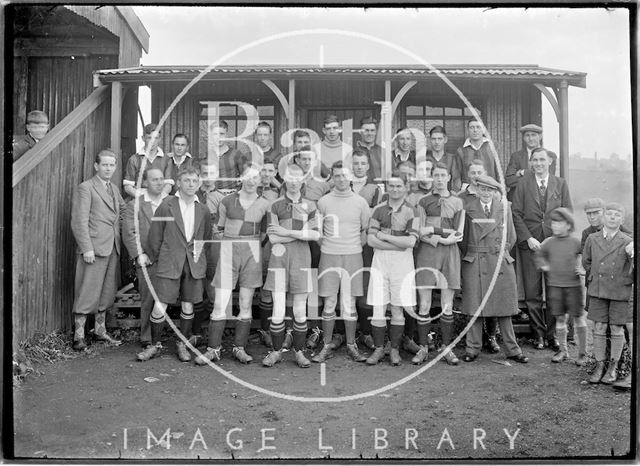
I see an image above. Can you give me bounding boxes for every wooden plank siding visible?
[13,55,118,136]
[149,78,542,172]
[12,99,111,345]
[11,4,145,345]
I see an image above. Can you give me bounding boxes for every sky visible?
[131,6,633,160]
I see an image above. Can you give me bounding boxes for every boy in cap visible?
[580,198,633,355]
[13,110,50,162]
[582,203,634,384]
[535,208,587,365]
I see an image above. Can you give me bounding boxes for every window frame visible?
[193,95,278,157]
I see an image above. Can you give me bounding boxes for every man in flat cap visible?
[505,124,557,202]
[460,174,528,363]
[512,147,572,351]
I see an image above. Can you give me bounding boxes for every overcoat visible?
[582,229,633,301]
[460,197,518,317]
[148,196,212,280]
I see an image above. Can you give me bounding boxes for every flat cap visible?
[605,202,626,214]
[549,207,575,231]
[475,174,502,191]
[519,124,543,134]
[583,198,605,212]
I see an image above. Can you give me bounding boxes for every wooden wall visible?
[12,98,111,345]
[13,55,118,135]
[150,77,543,171]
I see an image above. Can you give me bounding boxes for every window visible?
[405,104,481,154]
[196,101,276,158]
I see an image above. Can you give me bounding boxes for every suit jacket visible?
[505,148,558,200]
[71,175,124,256]
[148,196,212,280]
[122,197,155,259]
[460,197,518,316]
[582,230,633,301]
[511,171,572,246]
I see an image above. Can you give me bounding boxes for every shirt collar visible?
[356,140,375,150]
[137,147,165,160]
[284,192,302,204]
[385,198,405,212]
[393,150,411,161]
[169,152,192,163]
[480,199,492,209]
[603,228,619,239]
[535,173,549,186]
[143,190,168,204]
[175,191,200,202]
[463,137,489,149]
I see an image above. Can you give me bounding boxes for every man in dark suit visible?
[70,149,124,350]
[122,168,168,361]
[148,166,212,363]
[505,124,557,201]
[512,147,572,350]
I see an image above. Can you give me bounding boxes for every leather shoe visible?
[534,337,545,350]
[73,338,87,351]
[487,337,500,354]
[507,354,529,364]
[547,338,560,352]
[95,332,122,346]
[516,312,529,322]
[463,353,477,362]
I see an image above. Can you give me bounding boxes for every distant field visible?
[567,167,634,234]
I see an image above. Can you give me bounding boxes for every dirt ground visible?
[13,332,633,461]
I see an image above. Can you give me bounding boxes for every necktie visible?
[106,182,114,198]
[484,203,490,217]
[539,179,547,209]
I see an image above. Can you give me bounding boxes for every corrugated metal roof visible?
[95,64,586,87]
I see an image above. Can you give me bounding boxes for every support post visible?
[110,81,123,187]
[288,79,296,131]
[558,80,569,181]
[378,80,393,181]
